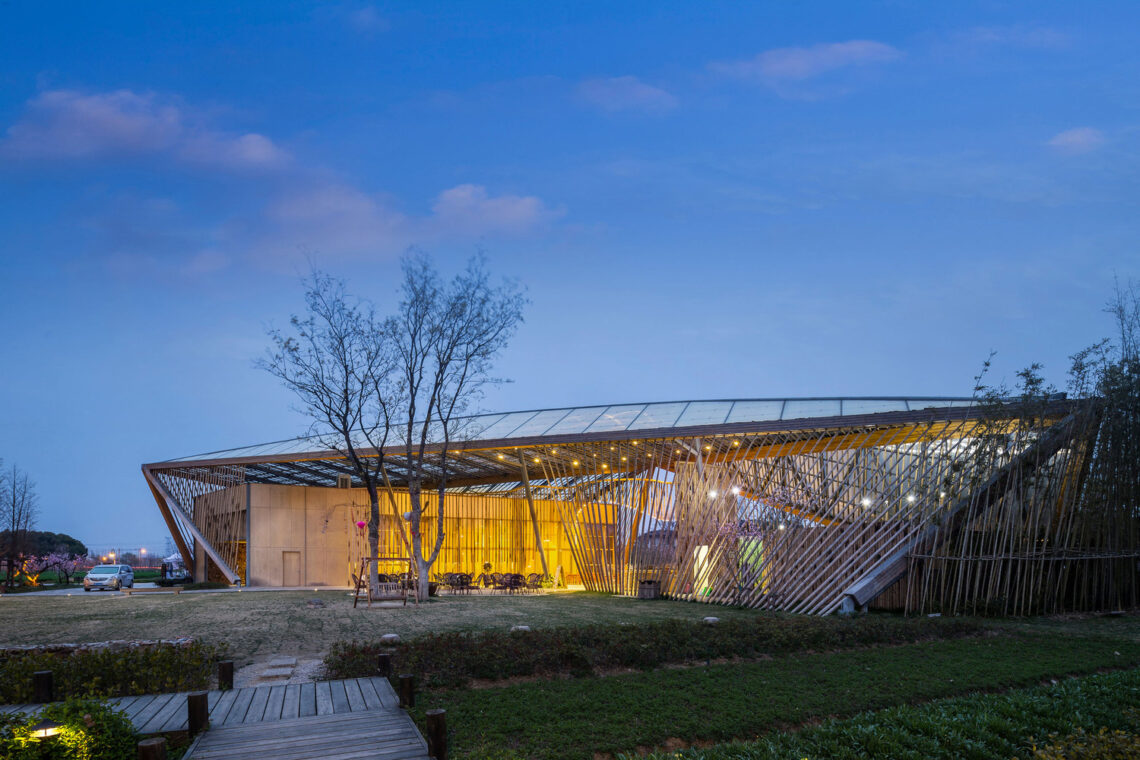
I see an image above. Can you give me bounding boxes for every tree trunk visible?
[408,484,429,601]
[368,494,381,595]
[416,557,430,600]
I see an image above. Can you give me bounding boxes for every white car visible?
[83,565,134,591]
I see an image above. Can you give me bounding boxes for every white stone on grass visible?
[380,633,401,645]
[510,625,531,632]
[702,616,720,625]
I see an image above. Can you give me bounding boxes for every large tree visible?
[262,273,401,593]
[264,255,524,599]
[0,461,39,588]
[390,254,525,599]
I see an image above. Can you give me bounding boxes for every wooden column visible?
[137,738,167,760]
[187,692,208,737]
[398,674,415,708]
[426,709,447,760]
[33,671,53,703]
[218,661,234,690]
[517,454,550,578]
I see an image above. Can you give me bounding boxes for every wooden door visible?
[282,551,301,586]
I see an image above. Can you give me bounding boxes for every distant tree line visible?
[0,529,88,558]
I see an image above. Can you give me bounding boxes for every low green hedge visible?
[324,614,984,687]
[0,698,138,760]
[0,641,228,703]
[627,668,1140,760]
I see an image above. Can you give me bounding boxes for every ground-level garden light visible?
[29,718,61,740]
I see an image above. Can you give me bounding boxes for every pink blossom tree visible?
[45,553,83,585]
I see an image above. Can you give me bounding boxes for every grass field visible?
[4,589,1139,759]
[411,632,1140,759]
[633,668,1140,760]
[0,591,770,662]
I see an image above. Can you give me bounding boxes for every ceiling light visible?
[708,490,718,498]
[731,486,741,495]
[778,523,786,531]
[732,440,740,447]
[906,494,916,503]
[861,497,872,507]
[621,456,627,461]
[572,460,579,467]
[533,457,540,463]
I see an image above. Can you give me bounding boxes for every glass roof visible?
[160,396,975,464]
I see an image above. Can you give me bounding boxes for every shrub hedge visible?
[0,698,138,760]
[0,641,228,703]
[323,613,983,688]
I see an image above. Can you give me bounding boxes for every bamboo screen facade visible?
[142,396,1140,615]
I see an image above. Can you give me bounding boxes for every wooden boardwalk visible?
[185,709,429,760]
[0,677,429,759]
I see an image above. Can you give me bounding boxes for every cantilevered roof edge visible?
[142,398,1073,472]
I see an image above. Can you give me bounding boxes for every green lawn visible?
[632,668,1140,760]
[0,591,769,662]
[5,588,1140,759]
[409,632,1140,759]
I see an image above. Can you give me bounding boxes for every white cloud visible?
[430,184,561,235]
[253,182,562,262]
[179,132,289,170]
[711,40,902,84]
[1047,127,1106,155]
[0,89,289,171]
[1,87,563,269]
[181,249,230,275]
[347,5,389,33]
[577,76,678,113]
[953,25,1070,50]
[263,182,409,257]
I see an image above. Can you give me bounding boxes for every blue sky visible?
[0,2,1137,551]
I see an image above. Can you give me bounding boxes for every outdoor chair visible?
[457,573,476,594]
[525,573,544,592]
[491,572,510,593]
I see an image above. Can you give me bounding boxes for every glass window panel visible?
[543,406,611,435]
[469,412,533,440]
[506,408,578,437]
[674,401,733,427]
[841,400,909,416]
[585,404,648,433]
[626,402,689,430]
[725,400,784,423]
[782,400,842,420]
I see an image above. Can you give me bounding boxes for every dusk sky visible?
[1,2,1137,552]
